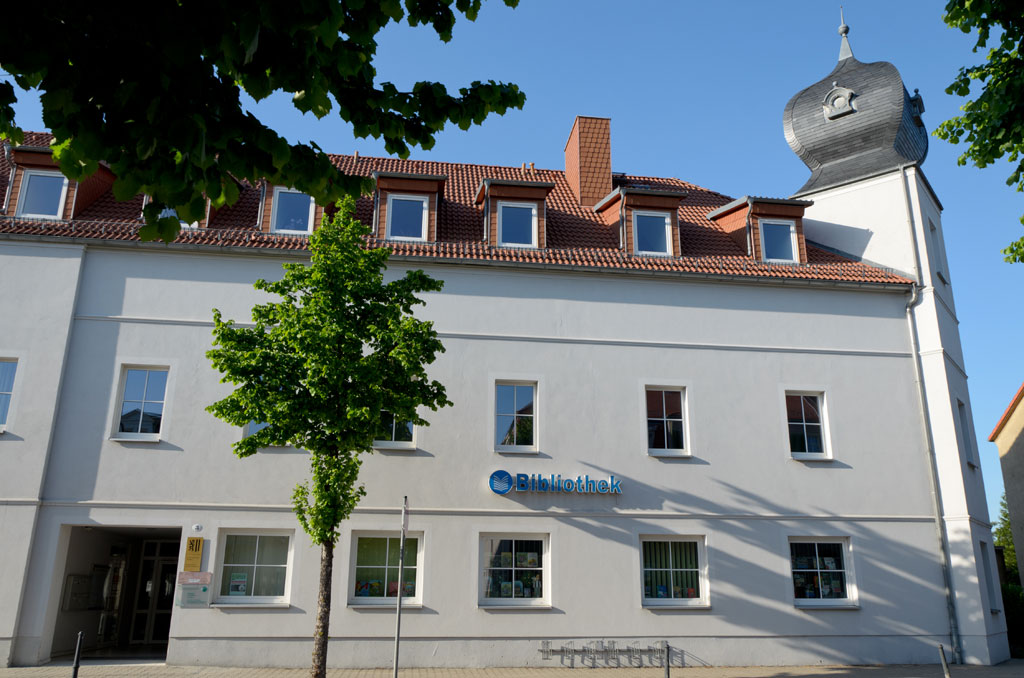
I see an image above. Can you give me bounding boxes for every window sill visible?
[16,213,63,221]
[211,602,291,609]
[643,603,710,610]
[386,236,428,244]
[478,603,552,610]
[373,441,416,452]
[634,251,673,258]
[348,602,423,610]
[794,602,859,610]
[269,229,312,236]
[109,435,161,443]
[791,453,832,462]
[495,448,539,455]
[648,450,691,459]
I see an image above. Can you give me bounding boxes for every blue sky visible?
[5,1,1022,521]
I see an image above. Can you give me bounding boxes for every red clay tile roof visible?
[990,381,1024,442]
[0,138,911,286]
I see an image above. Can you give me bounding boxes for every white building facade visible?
[0,29,1009,668]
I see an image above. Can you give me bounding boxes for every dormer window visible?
[497,201,538,248]
[271,187,315,233]
[17,169,68,219]
[760,220,798,262]
[158,207,198,229]
[633,211,672,256]
[386,194,429,241]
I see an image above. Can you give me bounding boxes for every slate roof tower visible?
[783,18,928,196]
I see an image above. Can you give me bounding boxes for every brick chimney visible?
[564,116,612,208]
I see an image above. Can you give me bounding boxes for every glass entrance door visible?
[130,540,178,644]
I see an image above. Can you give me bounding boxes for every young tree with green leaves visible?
[206,197,451,677]
[995,492,1019,581]
[0,1,524,242]
[936,0,1024,262]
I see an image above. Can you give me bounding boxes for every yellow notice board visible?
[184,537,203,572]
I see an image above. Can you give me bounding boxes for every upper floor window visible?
[115,367,168,441]
[374,410,414,450]
[271,187,315,233]
[497,201,538,248]
[495,382,536,452]
[17,169,68,219]
[0,360,17,431]
[386,194,429,241]
[158,206,198,229]
[646,387,687,456]
[760,220,797,262]
[785,391,829,459]
[633,211,672,256]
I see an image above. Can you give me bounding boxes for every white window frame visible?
[788,536,858,609]
[213,529,294,607]
[780,387,833,461]
[270,186,316,234]
[493,380,538,454]
[478,532,551,608]
[385,193,429,242]
[632,210,673,256]
[110,365,170,442]
[347,531,425,608]
[373,411,416,451]
[0,358,18,434]
[639,535,710,609]
[496,200,538,248]
[759,219,799,263]
[643,384,690,458]
[16,169,69,220]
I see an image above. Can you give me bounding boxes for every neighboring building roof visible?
[783,26,928,197]
[990,382,1024,442]
[0,139,912,287]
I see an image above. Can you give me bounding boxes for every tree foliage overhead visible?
[0,0,524,242]
[936,0,1024,262]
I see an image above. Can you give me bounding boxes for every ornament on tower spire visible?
[838,7,854,61]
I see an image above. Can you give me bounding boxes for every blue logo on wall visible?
[489,470,513,495]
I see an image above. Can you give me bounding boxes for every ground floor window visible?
[349,533,421,605]
[480,534,548,606]
[217,532,291,603]
[789,538,855,606]
[640,536,708,606]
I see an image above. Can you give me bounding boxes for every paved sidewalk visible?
[1,660,1022,678]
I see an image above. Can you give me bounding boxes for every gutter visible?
[899,163,963,664]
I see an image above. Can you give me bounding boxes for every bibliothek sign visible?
[488,470,622,496]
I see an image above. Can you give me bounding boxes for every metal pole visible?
[71,631,83,678]
[939,644,951,678]
[392,496,408,678]
[663,641,670,678]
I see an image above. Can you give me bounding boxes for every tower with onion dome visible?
[784,14,1009,666]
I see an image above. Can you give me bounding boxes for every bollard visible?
[939,644,951,678]
[71,631,83,678]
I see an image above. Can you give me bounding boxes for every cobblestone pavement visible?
[1,661,1022,678]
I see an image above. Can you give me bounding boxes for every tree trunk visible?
[311,540,335,678]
